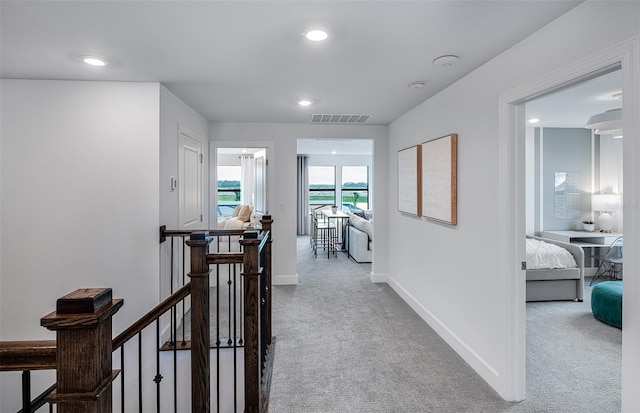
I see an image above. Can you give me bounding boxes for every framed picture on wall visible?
[422,133,457,225]
[397,145,422,216]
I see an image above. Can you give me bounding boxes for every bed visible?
[526,235,584,302]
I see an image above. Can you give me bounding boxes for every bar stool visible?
[312,209,336,258]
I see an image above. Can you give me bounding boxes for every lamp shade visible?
[591,194,621,212]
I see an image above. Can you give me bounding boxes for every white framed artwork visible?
[397,145,422,216]
[422,134,457,225]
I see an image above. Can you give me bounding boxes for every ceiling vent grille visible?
[311,114,372,124]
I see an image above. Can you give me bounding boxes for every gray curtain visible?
[297,155,309,235]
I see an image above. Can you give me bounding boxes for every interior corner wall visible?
[386,1,639,401]
[0,79,161,412]
[209,122,388,284]
[159,85,210,230]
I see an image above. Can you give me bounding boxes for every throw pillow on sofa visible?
[349,214,373,239]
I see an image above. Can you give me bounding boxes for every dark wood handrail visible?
[112,283,191,350]
[1,282,193,371]
[0,340,57,371]
[163,228,247,238]
[207,252,245,265]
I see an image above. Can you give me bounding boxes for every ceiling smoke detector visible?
[433,55,459,68]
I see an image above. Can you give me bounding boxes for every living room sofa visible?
[347,213,373,263]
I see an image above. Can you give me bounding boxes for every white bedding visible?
[526,238,578,270]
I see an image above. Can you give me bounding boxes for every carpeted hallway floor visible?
[267,236,621,412]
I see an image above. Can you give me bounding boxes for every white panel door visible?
[179,132,203,228]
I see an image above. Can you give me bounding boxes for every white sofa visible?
[347,213,373,263]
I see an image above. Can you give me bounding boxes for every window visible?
[342,166,369,211]
[309,166,336,205]
[217,165,241,216]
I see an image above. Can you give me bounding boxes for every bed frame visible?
[526,235,584,302]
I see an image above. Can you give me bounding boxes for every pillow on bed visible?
[526,238,577,270]
[237,205,252,222]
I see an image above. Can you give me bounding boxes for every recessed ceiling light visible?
[305,29,328,42]
[298,99,313,106]
[331,150,337,155]
[82,56,108,66]
[528,118,540,124]
[433,55,459,68]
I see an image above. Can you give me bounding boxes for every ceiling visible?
[1,1,583,126]
[526,69,622,129]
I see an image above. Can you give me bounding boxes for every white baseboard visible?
[272,273,298,285]
[386,274,501,392]
[370,272,388,283]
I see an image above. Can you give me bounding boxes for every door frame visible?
[209,141,274,227]
[498,37,639,405]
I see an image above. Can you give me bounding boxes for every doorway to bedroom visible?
[522,68,623,408]
[211,145,269,230]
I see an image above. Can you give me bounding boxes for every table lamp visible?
[591,194,621,233]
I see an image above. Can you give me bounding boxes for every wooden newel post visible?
[260,215,273,348]
[186,231,212,413]
[41,288,123,413]
[240,230,261,413]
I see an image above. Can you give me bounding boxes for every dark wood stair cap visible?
[56,288,112,314]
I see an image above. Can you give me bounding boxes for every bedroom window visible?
[309,166,336,206]
[217,165,241,216]
[341,166,369,211]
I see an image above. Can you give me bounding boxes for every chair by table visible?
[590,236,623,285]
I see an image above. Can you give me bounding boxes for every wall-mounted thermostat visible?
[170,177,177,192]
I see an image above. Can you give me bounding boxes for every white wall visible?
[159,85,209,229]
[387,1,639,402]
[159,85,209,305]
[0,79,161,411]
[540,128,593,231]
[210,122,388,284]
[599,134,624,231]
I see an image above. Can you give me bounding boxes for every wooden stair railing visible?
[1,215,274,413]
[187,215,274,413]
[0,340,57,413]
[41,288,124,413]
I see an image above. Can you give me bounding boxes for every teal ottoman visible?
[591,281,623,329]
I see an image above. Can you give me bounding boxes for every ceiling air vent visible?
[311,114,372,124]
